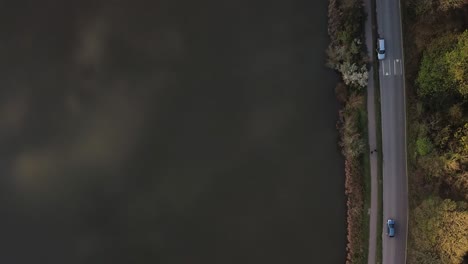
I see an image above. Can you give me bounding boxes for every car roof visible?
[387,219,395,236]
[378,39,385,49]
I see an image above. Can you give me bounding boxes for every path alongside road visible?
[364,0,380,262]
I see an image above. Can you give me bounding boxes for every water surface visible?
[0,0,344,263]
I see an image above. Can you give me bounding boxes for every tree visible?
[438,200,468,263]
[416,33,458,98]
[434,125,452,149]
[448,104,463,123]
[449,123,468,157]
[407,0,435,17]
[407,0,466,17]
[418,153,444,180]
[445,30,468,97]
[410,250,443,264]
[410,197,468,264]
[445,172,468,200]
[438,0,466,11]
[416,31,468,99]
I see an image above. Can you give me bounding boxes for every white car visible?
[377,38,386,60]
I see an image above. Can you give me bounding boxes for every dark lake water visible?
[0,0,344,263]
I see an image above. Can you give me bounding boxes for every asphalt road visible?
[376,0,408,263]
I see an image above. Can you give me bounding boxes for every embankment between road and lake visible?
[326,0,371,263]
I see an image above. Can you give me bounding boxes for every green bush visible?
[416,136,434,156]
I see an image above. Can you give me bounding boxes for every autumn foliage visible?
[327,0,368,261]
[344,159,365,263]
[338,92,366,264]
[405,2,468,263]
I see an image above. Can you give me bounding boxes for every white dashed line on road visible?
[382,60,389,76]
[399,60,403,75]
[383,59,403,76]
[393,59,402,76]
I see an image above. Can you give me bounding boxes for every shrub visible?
[327,0,368,262]
[335,82,348,104]
[339,93,366,264]
[416,136,434,156]
[344,159,365,264]
[338,62,368,89]
[339,95,366,186]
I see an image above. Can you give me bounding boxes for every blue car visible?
[387,219,395,237]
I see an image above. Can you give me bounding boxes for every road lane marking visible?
[400,60,403,75]
[393,59,403,76]
[382,60,390,76]
[388,61,392,76]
